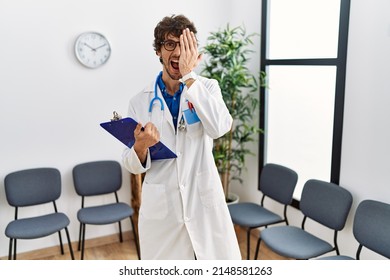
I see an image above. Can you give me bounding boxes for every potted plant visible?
[201,24,266,203]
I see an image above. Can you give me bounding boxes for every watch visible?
[180,71,197,83]
[74,31,111,68]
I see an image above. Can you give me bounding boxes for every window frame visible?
[258,0,351,208]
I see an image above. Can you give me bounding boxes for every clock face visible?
[74,32,111,68]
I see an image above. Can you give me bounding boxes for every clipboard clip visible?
[111,111,122,121]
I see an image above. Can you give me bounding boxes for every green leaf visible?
[201,23,267,198]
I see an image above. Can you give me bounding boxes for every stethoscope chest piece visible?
[178,116,186,131]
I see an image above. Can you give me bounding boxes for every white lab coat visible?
[122,75,241,260]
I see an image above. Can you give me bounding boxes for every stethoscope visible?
[148,74,186,133]
[148,75,165,114]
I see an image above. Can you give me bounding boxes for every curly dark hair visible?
[153,14,198,52]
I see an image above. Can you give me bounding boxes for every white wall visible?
[0,0,264,257]
[337,0,390,259]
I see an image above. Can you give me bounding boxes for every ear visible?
[156,51,163,64]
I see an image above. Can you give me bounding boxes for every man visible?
[122,14,241,260]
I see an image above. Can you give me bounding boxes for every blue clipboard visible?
[100,117,177,161]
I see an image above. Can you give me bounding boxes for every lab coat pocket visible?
[197,171,224,209]
[140,183,168,220]
[183,109,203,139]
[186,121,203,139]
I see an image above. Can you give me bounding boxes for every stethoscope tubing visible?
[148,73,186,134]
[148,76,165,113]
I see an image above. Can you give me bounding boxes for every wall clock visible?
[74,31,111,68]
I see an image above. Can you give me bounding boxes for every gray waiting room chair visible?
[228,163,298,259]
[257,179,353,260]
[72,160,140,260]
[4,167,74,260]
[318,199,390,260]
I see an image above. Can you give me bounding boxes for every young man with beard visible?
[122,14,241,260]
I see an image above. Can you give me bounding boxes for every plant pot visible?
[227,192,239,205]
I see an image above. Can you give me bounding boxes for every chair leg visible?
[246,228,252,260]
[8,238,14,260]
[356,244,363,260]
[118,221,123,242]
[12,239,17,260]
[78,222,83,251]
[81,223,86,260]
[254,237,262,260]
[65,227,75,260]
[58,230,65,255]
[130,216,140,260]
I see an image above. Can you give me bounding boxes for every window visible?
[259,0,351,202]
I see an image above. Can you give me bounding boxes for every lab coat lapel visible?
[156,86,175,133]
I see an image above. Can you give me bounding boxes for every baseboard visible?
[0,230,133,260]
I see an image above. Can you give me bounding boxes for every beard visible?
[161,56,182,81]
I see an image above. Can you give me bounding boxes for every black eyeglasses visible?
[160,40,180,51]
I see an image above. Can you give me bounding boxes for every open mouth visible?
[171,60,179,70]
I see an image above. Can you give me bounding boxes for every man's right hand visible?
[133,122,160,163]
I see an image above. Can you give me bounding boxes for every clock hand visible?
[84,43,96,51]
[95,43,107,50]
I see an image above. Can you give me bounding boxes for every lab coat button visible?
[179,185,185,190]
[184,217,190,222]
